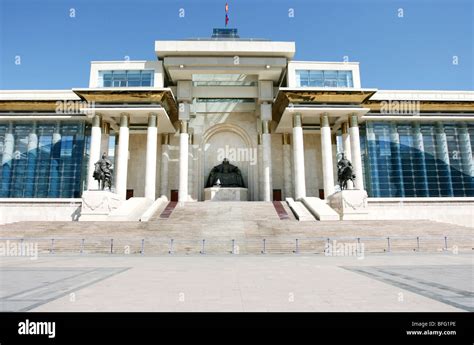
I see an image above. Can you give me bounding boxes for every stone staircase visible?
[0,201,472,255]
[151,201,296,222]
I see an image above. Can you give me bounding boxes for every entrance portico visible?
[75,89,178,200]
[273,88,375,199]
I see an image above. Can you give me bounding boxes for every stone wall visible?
[367,198,474,228]
[0,199,82,225]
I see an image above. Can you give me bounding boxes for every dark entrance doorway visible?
[273,189,282,201]
[319,189,324,199]
[170,190,179,202]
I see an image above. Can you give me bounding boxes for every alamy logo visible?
[217,145,257,166]
[55,100,95,115]
[324,240,364,259]
[18,319,56,338]
[380,100,420,115]
[0,240,38,260]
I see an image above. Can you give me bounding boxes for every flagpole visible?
[225,3,229,27]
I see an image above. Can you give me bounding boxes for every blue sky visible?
[0,0,472,90]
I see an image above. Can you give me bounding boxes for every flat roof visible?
[0,90,80,101]
[155,40,295,59]
[371,90,474,102]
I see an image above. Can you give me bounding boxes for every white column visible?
[257,134,263,201]
[332,133,338,187]
[282,133,293,199]
[261,120,272,201]
[187,132,195,200]
[49,121,61,197]
[292,114,306,200]
[145,114,158,200]
[178,120,189,202]
[459,123,473,179]
[116,114,130,199]
[100,122,110,157]
[87,115,102,190]
[27,122,38,153]
[412,122,429,196]
[435,122,453,196]
[349,114,364,190]
[160,134,170,198]
[341,122,352,161]
[113,133,120,189]
[192,140,199,200]
[366,122,379,196]
[320,114,334,198]
[1,123,14,167]
[25,122,38,196]
[1,122,15,196]
[389,122,405,197]
[52,121,61,150]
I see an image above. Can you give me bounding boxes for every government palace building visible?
[1,28,473,227]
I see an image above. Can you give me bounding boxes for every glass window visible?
[362,121,474,198]
[99,70,154,87]
[0,121,86,198]
[60,136,73,157]
[295,70,353,88]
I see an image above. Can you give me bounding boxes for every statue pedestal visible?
[327,190,368,220]
[204,187,248,201]
[80,190,123,221]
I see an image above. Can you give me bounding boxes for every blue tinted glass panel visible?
[295,70,353,88]
[0,121,86,198]
[362,121,474,197]
[99,70,154,87]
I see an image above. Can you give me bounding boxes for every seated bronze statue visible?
[206,158,246,188]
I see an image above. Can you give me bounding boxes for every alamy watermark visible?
[55,100,95,116]
[324,240,364,259]
[0,240,38,260]
[18,319,55,338]
[217,145,257,166]
[380,100,420,115]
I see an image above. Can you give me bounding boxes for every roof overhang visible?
[363,100,474,113]
[72,88,178,124]
[80,106,176,133]
[275,106,371,134]
[273,88,377,128]
[163,56,288,83]
[0,90,81,112]
[365,90,474,113]
[155,40,295,59]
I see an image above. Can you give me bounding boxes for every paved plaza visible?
[0,253,472,312]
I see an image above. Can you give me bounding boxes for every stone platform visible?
[204,187,248,201]
[80,190,122,221]
[327,190,368,220]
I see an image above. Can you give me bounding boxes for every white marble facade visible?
[124,112,330,201]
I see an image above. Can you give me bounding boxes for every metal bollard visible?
[80,239,84,255]
[50,239,54,255]
[261,239,266,254]
[357,238,361,255]
[444,236,448,251]
[140,239,145,255]
[169,239,174,254]
[200,239,206,254]
[110,239,114,254]
[416,237,420,252]
[294,239,299,254]
[387,237,391,253]
[231,239,235,254]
